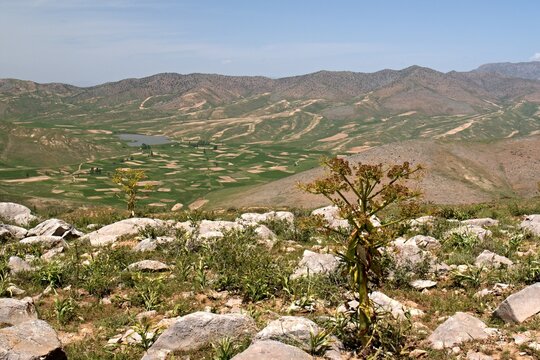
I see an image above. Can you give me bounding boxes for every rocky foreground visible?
[1,201,540,359]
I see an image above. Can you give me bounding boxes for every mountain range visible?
[0,61,539,208]
[2,61,540,116]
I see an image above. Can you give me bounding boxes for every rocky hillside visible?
[474,61,540,81]
[2,64,540,115]
[1,201,540,359]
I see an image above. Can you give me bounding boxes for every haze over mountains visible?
[0,61,539,208]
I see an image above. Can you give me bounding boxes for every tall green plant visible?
[111,168,152,216]
[300,158,421,344]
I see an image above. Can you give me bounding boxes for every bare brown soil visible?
[209,135,540,209]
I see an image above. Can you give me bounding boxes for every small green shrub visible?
[308,329,333,355]
[0,273,10,297]
[263,218,313,243]
[516,255,540,284]
[444,232,479,250]
[133,275,163,311]
[194,259,208,290]
[138,224,170,240]
[504,233,524,256]
[368,314,412,359]
[199,229,291,301]
[212,337,236,360]
[450,266,483,288]
[54,296,77,325]
[38,261,66,288]
[132,317,160,351]
[77,247,137,297]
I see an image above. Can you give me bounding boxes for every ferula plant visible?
[111,168,151,216]
[300,157,422,345]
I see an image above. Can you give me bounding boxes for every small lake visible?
[117,133,173,147]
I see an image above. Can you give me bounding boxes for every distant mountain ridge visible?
[2,63,540,117]
[473,61,540,81]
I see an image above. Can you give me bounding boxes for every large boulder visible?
[134,238,158,252]
[428,312,492,349]
[311,205,349,230]
[272,211,295,224]
[171,203,183,212]
[521,215,540,236]
[466,351,494,360]
[494,283,540,323]
[142,312,256,360]
[461,218,499,227]
[254,316,319,348]
[81,218,166,246]
[409,215,437,229]
[410,279,437,290]
[20,235,67,249]
[386,237,435,268]
[27,218,83,239]
[134,236,175,252]
[254,225,277,247]
[0,298,37,326]
[197,220,243,240]
[232,340,311,360]
[0,319,66,359]
[369,291,424,320]
[445,225,492,242]
[0,224,28,240]
[475,250,513,268]
[291,250,340,279]
[0,202,37,226]
[312,205,381,230]
[238,211,294,225]
[41,246,65,262]
[127,260,170,272]
[406,235,441,250]
[8,256,33,274]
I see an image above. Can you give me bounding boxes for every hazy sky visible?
[1,0,539,85]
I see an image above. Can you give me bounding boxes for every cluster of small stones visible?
[2,201,540,359]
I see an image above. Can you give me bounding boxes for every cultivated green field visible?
[0,138,327,210]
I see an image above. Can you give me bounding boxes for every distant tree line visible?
[186,140,219,150]
[89,167,102,175]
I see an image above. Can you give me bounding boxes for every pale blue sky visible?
[1,0,539,85]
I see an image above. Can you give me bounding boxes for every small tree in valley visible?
[111,168,150,216]
[300,157,422,349]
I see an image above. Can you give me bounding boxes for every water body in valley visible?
[117,133,172,147]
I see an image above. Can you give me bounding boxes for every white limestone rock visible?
[127,260,170,272]
[291,250,340,279]
[232,340,312,360]
[428,312,492,349]
[521,215,540,236]
[475,250,513,268]
[0,202,37,226]
[495,283,540,323]
[82,218,166,246]
[142,312,256,360]
[369,291,424,320]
